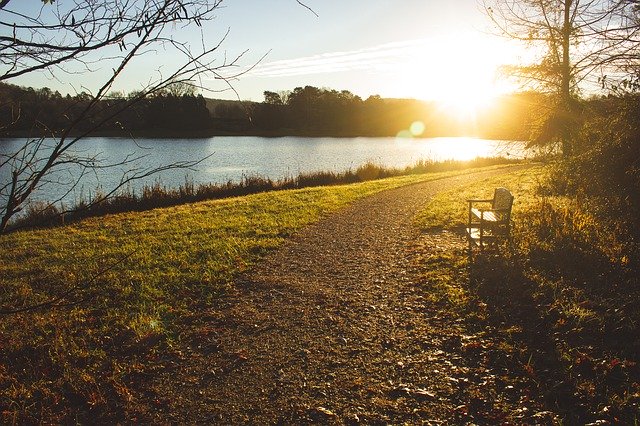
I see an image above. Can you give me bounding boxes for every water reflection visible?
[411,137,513,161]
[0,136,525,204]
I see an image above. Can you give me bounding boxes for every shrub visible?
[548,95,640,265]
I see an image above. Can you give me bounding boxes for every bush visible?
[548,95,640,264]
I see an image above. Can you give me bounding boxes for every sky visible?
[205,0,523,103]
[5,0,524,104]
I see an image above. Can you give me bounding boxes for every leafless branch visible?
[484,0,640,92]
[1,0,318,232]
[296,0,318,17]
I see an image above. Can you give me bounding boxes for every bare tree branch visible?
[296,0,318,17]
[483,0,640,155]
[0,0,316,232]
[0,0,236,232]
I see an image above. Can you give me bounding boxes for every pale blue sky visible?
[5,0,520,102]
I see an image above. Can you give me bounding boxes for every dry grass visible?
[415,164,640,423]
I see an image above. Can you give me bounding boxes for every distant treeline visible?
[1,82,550,139]
[249,87,546,139]
[0,82,211,136]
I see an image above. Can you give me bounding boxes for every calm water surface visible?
[0,136,523,204]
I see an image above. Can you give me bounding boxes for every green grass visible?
[410,167,552,322]
[5,162,637,423]
[0,164,516,423]
[415,164,552,230]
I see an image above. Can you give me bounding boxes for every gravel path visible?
[148,166,531,423]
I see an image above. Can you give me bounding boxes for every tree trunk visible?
[561,0,574,157]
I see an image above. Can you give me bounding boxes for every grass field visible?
[5,162,636,423]
[0,164,514,423]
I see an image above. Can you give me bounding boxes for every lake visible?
[0,136,525,205]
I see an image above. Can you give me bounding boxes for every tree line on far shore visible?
[1,81,545,140]
[0,82,211,136]
[2,81,637,148]
[250,87,539,139]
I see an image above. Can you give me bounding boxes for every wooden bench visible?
[466,187,514,250]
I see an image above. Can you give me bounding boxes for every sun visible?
[394,33,516,116]
[437,85,496,119]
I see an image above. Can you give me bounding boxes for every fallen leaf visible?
[315,406,336,417]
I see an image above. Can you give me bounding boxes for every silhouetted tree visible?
[263,91,285,105]
[601,1,640,90]
[0,0,237,232]
[287,86,322,129]
[483,0,639,156]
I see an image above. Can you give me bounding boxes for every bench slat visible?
[470,208,501,222]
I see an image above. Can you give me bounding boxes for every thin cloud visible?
[250,39,429,78]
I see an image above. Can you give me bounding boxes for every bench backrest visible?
[492,187,514,212]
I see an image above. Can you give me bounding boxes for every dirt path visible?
[145,166,537,424]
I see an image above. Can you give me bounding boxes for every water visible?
[0,136,524,205]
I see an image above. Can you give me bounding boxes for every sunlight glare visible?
[420,137,497,161]
[396,121,426,139]
[393,34,518,116]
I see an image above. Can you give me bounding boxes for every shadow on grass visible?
[468,242,640,424]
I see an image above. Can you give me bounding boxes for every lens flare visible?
[396,129,413,139]
[410,121,426,136]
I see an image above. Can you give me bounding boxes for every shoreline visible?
[0,128,513,140]
[7,160,525,233]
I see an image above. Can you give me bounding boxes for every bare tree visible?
[600,0,640,90]
[0,0,251,233]
[483,0,640,155]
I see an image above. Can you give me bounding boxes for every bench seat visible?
[466,188,514,250]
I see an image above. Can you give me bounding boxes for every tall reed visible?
[9,157,522,231]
